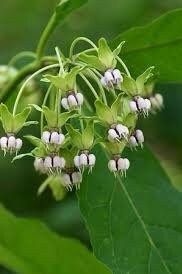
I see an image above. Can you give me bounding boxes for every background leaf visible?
[79,147,182,274]
[112,9,182,83]
[0,204,111,274]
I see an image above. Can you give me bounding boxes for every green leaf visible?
[120,74,137,95]
[24,135,41,147]
[0,104,14,133]
[98,38,115,69]
[111,93,123,120]
[0,205,111,274]
[58,111,78,127]
[136,66,155,94]
[14,107,31,133]
[29,104,42,112]
[95,100,114,125]
[79,147,182,274]
[42,106,57,128]
[66,124,83,149]
[79,53,105,71]
[55,0,88,23]
[12,153,33,162]
[113,41,125,56]
[82,120,94,149]
[112,9,182,83]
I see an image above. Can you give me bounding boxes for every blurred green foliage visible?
[0,1,182,272]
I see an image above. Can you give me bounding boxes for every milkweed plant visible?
[0,1,164,200]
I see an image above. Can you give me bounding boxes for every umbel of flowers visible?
[0,38,164,198]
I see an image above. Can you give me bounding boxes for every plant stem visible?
[8,51,36,67]
[69,37,98,59]
[79,73,99,100]
[116,56,131,77]
[36,13,57,60]
[40,84,53,134]
[13,63,59,115]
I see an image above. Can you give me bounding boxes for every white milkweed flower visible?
[41,131,65,146]
[150,93,164,111]
[108,156,130,176]
[101,69,123,87]
[129,129,144,148]
[0,135,23,155]
[74,151,96,171]
[61,171,82,191]
[38,155,66,174]
[108,124,129,142]
[61,91,83,110]
[129,96,151,116]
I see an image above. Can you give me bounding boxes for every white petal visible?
[8,136,16,149]
[116,124,129,138]
[0,137,8,149]
[88,154,96,166]
[113,69,123,84]
[137,97,146,110]
[144,99,151,110]
[34,158,44,171]
[72,172,82,184]
[42,131,50,143]
[155,93,163,107]
[44,156,52,168]
[58,133,65,145]
[62,173,72,186]
[123,158,130,170]
[16,138,23,150]
[150,97,158,108]
[129,136,138,147]
[117,158,125,171]
[61,98,69,110]
[67,95,77,108]
[101,76,107,87]
[53,156,62,168]
[76,93,84,106]
[129,101,138,112]
[108,159,117,172]
[104,70,114,83]
[108,129,118,140]
[79,153,88,166]
[74,155,80,167]
[135,129,144,144]
[50,132,59,144]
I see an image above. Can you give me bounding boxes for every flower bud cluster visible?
[101,69,123,87]
[61,91,83,110]
[0,135,22,154]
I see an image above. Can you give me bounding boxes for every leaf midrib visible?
[116,174,172,274]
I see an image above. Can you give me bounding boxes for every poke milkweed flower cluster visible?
[0,37,164,198]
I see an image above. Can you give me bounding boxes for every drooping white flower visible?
[74,152,96,171]
[34,158,46,174]
[108,157,130,175]
[61,92,84,110]
[40,155,66,174]
[129,96,151,115]
[150,93,164,111]
[108,124,129,142]
[0,135,23,154]
[101,69,123,87]
[61,171,82,191]
[129,129,144,148]
[41,131,65,146]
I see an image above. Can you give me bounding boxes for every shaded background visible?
[0,0,182,272]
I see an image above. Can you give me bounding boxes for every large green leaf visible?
[55,0,88,23]
[0,205,111,274]
[113,9,182,83]
[79,147,182,274]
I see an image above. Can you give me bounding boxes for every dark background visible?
[0,0,182,272]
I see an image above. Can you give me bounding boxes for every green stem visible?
[79,73,99,100]
[13,63,59,115]
[69,37,98,59]
[36,13,57,60]
[116,56,131,77]
[40,84,53,134]
[8,51,36,67]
